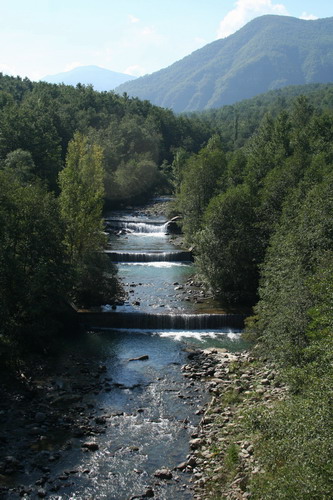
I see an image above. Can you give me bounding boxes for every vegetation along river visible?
[2,199,247,500]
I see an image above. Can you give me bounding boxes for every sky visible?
[0,0,332,81]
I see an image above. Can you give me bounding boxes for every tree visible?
[195,184,260,304]
[177,138,227,241]
[111,157,161,204]
[58,132,105,263]
[0,172,69,350]
[58,132,118,307]
[2,149,36,184]
[254,174,333,365]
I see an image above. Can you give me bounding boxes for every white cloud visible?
[300,12,318,21]
[128,14,140,24]
[217,0,289,39]
[124,64,147,77]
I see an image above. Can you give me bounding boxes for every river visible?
[2,199,247,499]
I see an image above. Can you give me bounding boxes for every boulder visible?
[81,441,99,451]
[153,468,173,479]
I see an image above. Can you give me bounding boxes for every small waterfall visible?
[126,222,167,233]
[79,311,246,330]
[106,220,167,234]
[105,250,193,262]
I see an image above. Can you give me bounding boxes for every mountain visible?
[42,65,136,91]
[115,15,333,112]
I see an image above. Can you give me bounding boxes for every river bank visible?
[182,348,286,499]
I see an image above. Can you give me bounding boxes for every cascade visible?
[96,205,247,334]
[106,220,167,234]
[80,311,246,330]
[105,250,193,262]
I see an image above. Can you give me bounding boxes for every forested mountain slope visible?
[116,15,333,112]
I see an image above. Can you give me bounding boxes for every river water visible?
[57,201,245,499]
[6,201,246,499]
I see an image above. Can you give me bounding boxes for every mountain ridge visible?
[42,65,136,91]
[115,15,333,112]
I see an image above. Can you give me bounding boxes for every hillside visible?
[42,65,136,91]
[115,15,333,112]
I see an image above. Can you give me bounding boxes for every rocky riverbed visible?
[0,344,286,499]
[179,348,286,499]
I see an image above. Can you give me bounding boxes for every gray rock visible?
[190,438,203,449]
[154,468,173,479]
[175,461,187,470]
[128,355,149,362]
[81,441,99,451]
[95,416,107,425]
[35,412,46,423]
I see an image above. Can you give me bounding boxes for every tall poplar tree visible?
[59,132,105,264]
[58,133,115,307]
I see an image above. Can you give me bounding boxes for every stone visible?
[35,412,46,423]
[81,441,99,451]
[128,355,149,362]
[190,438,203,449]
[128,445,140,451]
[154,468,173,479]
[187,456,197,467]
[51,394,82,406]
[175,461,187,470]
[95,416,107,425]
[144,487,155,497]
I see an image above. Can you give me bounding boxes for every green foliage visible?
[57,132,116,307]
[2,149,37,184]
[0,98,62,189]
[306,254,333,342]
[196,83,333,152]
[0,171,69,349]
[0,73,211,201]
[195,184,260,304]
[177,139,227,240]
[224,443,240,471]
[248,375,333,499]
[254,176,333,365]
[71,252,119,308]
[58,132,105,263]
[112,157,161,204]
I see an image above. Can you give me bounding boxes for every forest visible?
[1,73,333,498]
[173,84,333,498]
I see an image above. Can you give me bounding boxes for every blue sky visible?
[0,0,332,81]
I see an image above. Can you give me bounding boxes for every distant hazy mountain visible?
[42,65,136,91]
[115,15,333,112]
